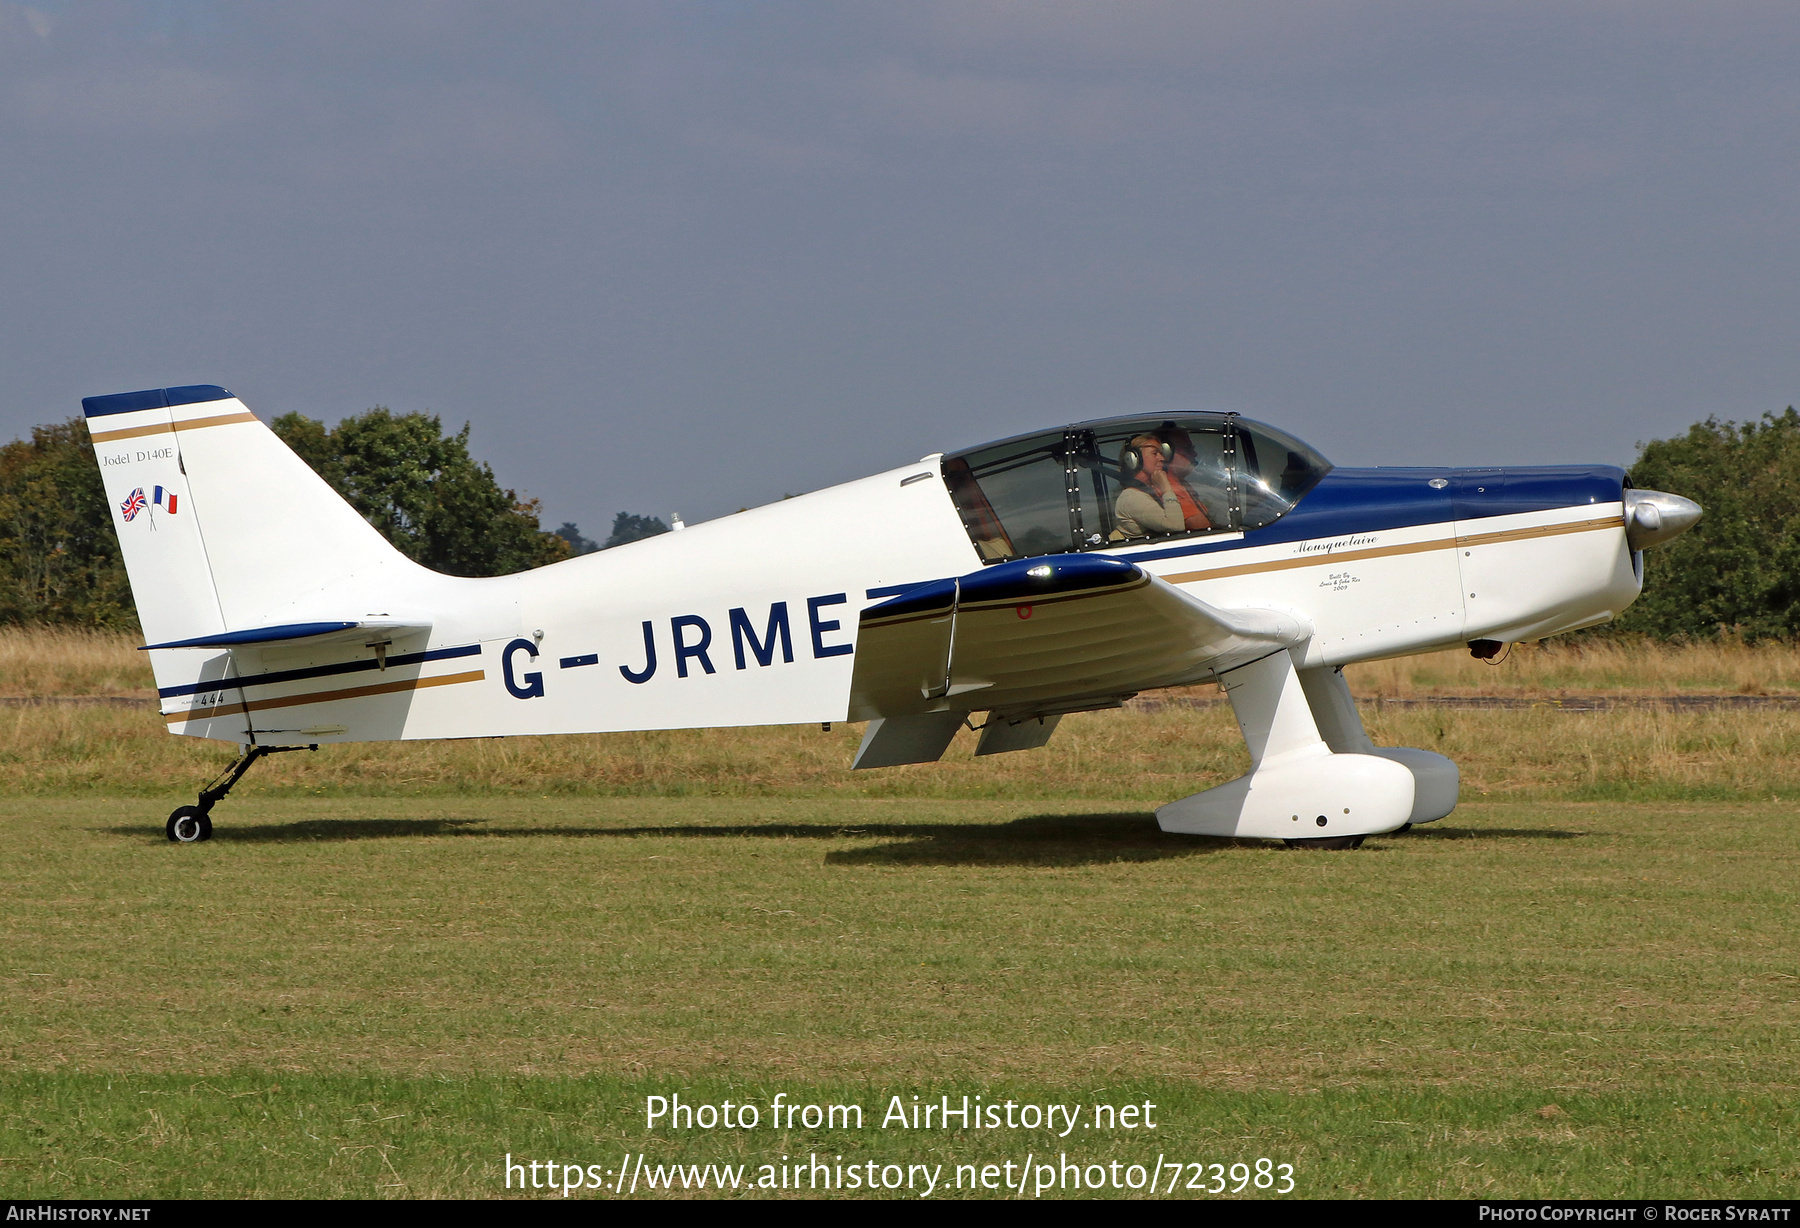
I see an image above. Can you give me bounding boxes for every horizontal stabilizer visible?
[142,621,430,651]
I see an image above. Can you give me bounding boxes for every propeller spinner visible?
[1624,488,1702,551]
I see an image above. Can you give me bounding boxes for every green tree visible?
[554,522,599,556]
[0,419,134,626]
[601,511,669,549]
[271,408,570,577]
[1615,408,1800,640]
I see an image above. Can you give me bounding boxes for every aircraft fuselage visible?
[148,454,1636,744]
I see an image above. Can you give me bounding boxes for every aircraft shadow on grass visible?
[822,813,1223,867]
[105,812,1210,868]
[102,812,1583,867]
[1403,826,1585,841]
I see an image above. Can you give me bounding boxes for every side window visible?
[943,457,1014,560]
[943,433,1075,561]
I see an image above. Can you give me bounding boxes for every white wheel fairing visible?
[1157,748,1416,841]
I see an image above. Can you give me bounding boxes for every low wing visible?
[848,553,1307,726]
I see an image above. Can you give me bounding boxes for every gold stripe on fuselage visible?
[165,669,485,727]
[90,411,260,444]
[1159,513,1624,586]
[1455,515,1626,550]
[864,512,1622,627]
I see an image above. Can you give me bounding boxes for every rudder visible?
[84,386,233,648]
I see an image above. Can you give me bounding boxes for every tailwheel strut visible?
[166,743,315,843]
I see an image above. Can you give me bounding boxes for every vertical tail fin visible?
[84,385,418,651]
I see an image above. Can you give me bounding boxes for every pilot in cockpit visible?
[1113,431,1213,539]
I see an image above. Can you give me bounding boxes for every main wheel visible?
[166,805,213,843]
[1283,835,1364,850]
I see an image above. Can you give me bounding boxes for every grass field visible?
[18,627,1800,700]
[9,630,1800,803]
[2,631,1798,1198]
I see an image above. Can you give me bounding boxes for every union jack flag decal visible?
[120,487,147,521]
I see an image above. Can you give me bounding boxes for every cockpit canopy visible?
[942,414,1330,562]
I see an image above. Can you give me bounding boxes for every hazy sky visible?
[3,1,1796,532]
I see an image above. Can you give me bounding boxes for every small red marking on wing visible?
[1017,604,1033,619]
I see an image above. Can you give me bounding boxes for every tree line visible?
[1,404,1794,638]
[1610,408,1800,640]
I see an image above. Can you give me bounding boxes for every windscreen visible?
[1236,420,1331,529]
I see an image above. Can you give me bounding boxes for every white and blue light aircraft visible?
[83,385,1699,847]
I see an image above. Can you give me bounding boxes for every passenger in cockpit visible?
[1113,434,1187,538]
[1158,425,1214,532]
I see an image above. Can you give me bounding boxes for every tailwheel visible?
[166,805,213,844]
[163,743,315,847]
[1283,834,1364,850]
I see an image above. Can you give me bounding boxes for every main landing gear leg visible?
[1155,650,1416,847]
[166,743,315,843]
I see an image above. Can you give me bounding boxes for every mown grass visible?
[9,796,1796,1086]
[2,1075,1790,1199]
[1,796,1796,1197]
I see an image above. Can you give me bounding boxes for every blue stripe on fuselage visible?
[1119,467,1455,565]
[1113,465,1624,567]
[875,464,1628,598]
[154,643,481,699]
[1452,466,1626,523]
[864,460,1627,608]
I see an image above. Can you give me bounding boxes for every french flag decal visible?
[153,485,178,514]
